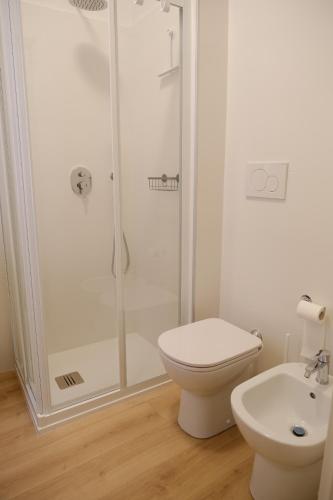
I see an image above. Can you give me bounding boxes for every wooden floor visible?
[0,372,254,500]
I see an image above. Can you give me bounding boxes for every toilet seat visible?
[159,348,259,373]
[158,318,262,369]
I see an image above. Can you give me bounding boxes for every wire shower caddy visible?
[148,173,180,192]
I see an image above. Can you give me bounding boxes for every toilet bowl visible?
[158,318,262,438]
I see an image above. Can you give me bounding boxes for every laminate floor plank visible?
[0,373,254,500]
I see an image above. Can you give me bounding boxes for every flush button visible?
[251,169,267,192]
[266,175,279,192]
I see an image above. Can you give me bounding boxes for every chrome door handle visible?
[122,232,130,274]
[112,232,130,278]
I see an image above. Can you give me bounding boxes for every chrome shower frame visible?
[0,0,198,430]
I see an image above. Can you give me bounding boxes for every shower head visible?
[68,0,107,11]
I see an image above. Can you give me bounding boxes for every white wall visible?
[195,0,228,320]
[221,0,333,371]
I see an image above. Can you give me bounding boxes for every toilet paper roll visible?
[296,300,326,324]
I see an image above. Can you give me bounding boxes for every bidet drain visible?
[291,425,307,437]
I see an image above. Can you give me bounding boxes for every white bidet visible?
[231,362,333,500]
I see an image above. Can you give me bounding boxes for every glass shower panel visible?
[116,0,182,386]
[20,0,119,407]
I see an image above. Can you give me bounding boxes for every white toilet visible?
[158,318,262,438]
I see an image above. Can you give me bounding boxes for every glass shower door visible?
[3,0,193,421]
[19,0,120,407]
[116,0,182,386]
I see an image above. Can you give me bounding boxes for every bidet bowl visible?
[231,362,333,467]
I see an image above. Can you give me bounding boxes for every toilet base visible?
[250,453,322,500]
[178,388,235,438]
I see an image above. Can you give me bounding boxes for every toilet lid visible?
[158,318,261,368]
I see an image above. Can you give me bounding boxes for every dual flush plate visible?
[246,162,289,200]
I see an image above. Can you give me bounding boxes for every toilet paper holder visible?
[297,294,326,324]
[301,294,312,303]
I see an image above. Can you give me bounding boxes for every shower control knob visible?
[71,167,92,197]
[77,181,87,194]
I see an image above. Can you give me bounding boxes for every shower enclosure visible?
[0,0,197,428]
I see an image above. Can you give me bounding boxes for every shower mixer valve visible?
[71,167,92,197]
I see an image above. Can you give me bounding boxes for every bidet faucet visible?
[304,350,330,385]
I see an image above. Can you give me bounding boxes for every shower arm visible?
[112,232,130,279]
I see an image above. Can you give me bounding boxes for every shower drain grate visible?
[55,371,84,390]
